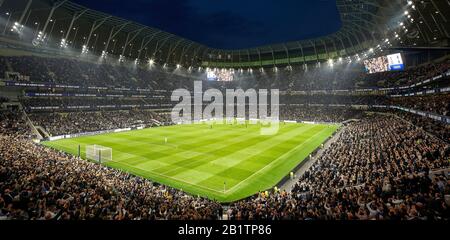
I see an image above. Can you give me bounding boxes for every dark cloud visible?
[71,0,341,49]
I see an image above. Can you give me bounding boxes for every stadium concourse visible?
[0,0,450,221]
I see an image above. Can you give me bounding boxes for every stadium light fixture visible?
[328,58,333,66]
[32,31,46,46]
[11,22,24,34]
[101,50,108,59]
[81,45,89,54]
[60,38,68,49]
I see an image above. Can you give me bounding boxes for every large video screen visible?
[364,53,404,74]
[206,68,234,81]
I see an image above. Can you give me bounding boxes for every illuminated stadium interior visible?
[0,0,449,223]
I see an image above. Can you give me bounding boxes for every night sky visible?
[71,0,342,49]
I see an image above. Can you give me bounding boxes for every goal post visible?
[86,145,112,163]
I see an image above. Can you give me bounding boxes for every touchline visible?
[171,81,280,135]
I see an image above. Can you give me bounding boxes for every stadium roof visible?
[1,0,449,68]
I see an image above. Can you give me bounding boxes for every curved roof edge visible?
[4,0,446,68]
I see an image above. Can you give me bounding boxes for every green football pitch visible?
[42,122,338,202]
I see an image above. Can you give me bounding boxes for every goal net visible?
[86,145,112,163]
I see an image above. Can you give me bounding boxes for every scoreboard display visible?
[206,68,234,81]
[364,53,405,74]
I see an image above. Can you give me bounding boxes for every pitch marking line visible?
[157,130,268,175]
[136,125,331,196]
[43,137,229,194]
[224,127,332,194]
[113,161,227,194]
[161,124,315,176]
[44,124,335,199]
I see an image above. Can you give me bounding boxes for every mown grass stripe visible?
[43,122,339,202]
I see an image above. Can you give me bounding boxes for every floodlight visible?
[119,55,125,62]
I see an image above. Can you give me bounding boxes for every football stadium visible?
[0,0,449,225]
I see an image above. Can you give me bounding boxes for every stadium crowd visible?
[394,111,450,143]
[361,60,450,88]
[1,55,449,91]
[20,95,386,114]
[1,56,190,90]
[280,106,363,122]
[25,105,362,136]
[390,94,450,117]
[228,115,449,220]
[21,99,448,141]
[1,53,449,221]
[29,110,171,136]
[20,97,172,110]
[0,111,223,220]
[281,95,388,106]
[0,96,8,104]
[0,109,448,220]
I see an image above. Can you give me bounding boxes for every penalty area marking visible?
[113,160,229,194]
[43,124,335,199]
[42,136,233,195]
